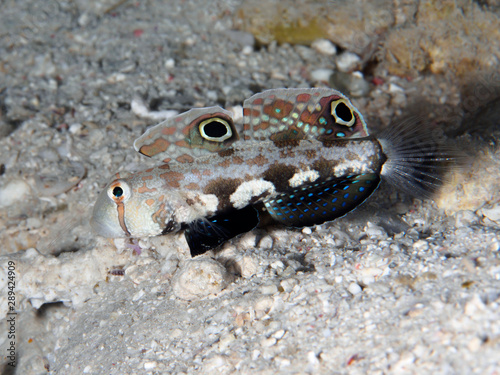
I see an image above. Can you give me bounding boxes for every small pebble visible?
[273,329,286,340]
[364,222,386,238]
[412,239,429,251]
[237,232,257,249]
[310,68,333,82]
[348,282,362,295]
[260,283,278,295]
[280,278,298,292]
[336,52,361,72]
[69,123,83,135]
[164,58,175,68]
[26,217,42,229]
[479,204,500,225]
[454,210,479,227]
[172,259,231,300]
[252,350,261,360]
[132,289,145,302]
[329,71,371,97]
[258,235,274,250]
[238,255,259,278]
[307,351,320,368]
[218,333,236,351]
[242,45,253,55]
[261,337,276,347]
[0,179,31,207]
[388,83,404,93]
[144,361,157,370]
[311,39,337,55]
[302,227,312,235]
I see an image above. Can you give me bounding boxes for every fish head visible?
[90,175,180,238]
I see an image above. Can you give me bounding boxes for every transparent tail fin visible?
[378,117,461,197]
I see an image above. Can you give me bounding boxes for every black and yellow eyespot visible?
[331,99,355,127]
[199,118,233,142]
[107,180,131,203]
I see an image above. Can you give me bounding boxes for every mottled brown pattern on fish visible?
[142,175,153,181]
[137,183,157,194]
[159,164,171,170]
[312,157,335,179]
[232,156,244,164]
[185,182,201,190]
[218,148,234,158]
[272,138,300,148]
[217,159,232,168]
[305,149,317,159]
[202,170,212,176]
[204,178,243,210]
[186,195,205,206]
[279,148,296,159]
[321,139,344,148]
[159,171,184,188]
[261,164,298,192]
[176,154,195,163]
[152,202,166,226]
[246,154,269,167]
[145,199,155,207]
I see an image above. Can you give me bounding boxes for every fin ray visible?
[378,117,461,196]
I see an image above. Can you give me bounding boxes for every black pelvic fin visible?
[263,173,380,228]
[185,205,260,257]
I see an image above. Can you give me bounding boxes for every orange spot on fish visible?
[137,183,156,194]
[159,171,184,188]
[176,154,195,163]
[139,138,169,157]
[185,182,200,190]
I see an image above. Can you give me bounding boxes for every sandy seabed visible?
[0,0,499,374]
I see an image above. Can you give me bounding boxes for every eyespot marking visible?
[199,118,233,142]
[331,99,355,127]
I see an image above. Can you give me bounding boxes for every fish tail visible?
[378,117,461,197]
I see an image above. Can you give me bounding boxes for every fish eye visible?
[107,180,131,203]
[331,99,355,127]
[112,186,123,197]
[199,118,233,142]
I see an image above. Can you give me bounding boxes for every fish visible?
[90,88,454,256]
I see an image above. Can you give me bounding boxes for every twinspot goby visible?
[91,88,454,256]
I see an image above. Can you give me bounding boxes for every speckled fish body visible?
[91,88,450,256]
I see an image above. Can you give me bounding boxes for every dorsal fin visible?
[242,88,369,144]
[133,107,239,163]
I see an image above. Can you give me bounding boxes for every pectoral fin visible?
[263,173,380,228]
